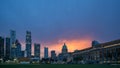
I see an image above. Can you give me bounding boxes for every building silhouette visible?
[15,40,22,58]
[0,36,4,59]
[62,43,68,54]
[34,43,40,59]
[72,39,120,64]
[26,31,32,58]
[10,30,16,59]
[51,50,56,60]
[58,43,70,62]
[44,47,48,59]
[92,40,100,47]
[5,37,10,59]
[21,50,25,57]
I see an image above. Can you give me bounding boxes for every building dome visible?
[92,40,100,47]
[62,43,68,54]
[63,43,67,49]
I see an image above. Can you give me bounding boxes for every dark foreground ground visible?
[0,64,120,68]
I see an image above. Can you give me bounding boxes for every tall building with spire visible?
[62,43,68,54]
[26,31,32,58]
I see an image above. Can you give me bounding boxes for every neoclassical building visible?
[62,43,68,54]
[72,39,120,64]
[58,43,72,62]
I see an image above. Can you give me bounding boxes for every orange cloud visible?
[45,38,92,57]
[21,37,93,58]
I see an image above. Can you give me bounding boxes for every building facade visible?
[0,36,4,59]
[26,31,32,58]
[5,37,10,59]
[34,43,40,59]
[58,43,70,62]
[44,47,48,59]
[62,43,68,54]
[21,51,25,57]
[51,50,56,60]
[10,30,16,59]
[16,40,22,58]
[72,39,120,64]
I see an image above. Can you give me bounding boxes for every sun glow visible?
[21,38,92,58]
[45,38,92,57]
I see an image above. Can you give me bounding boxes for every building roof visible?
[101,39,120,47]
[62,43,67,50]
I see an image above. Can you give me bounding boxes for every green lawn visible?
[0,64,119,68]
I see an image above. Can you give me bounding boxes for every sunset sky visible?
[0,0,120,57]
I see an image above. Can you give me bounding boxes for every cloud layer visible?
[0,0,120,57]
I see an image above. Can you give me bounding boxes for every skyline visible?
[0,30,92,57]
[0,0,120,57]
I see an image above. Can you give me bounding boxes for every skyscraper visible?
[62,43,68,54]
[26,31,32,58]
[51,50,56,60]
[44,47,48,59]
[34,43,40,59]
[21,50,25,57]
[0,36,4,58]
[5,37,10,59]
[10,30,16,58]
[16,40,22,58]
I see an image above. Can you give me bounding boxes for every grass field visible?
[0,64,120,68]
